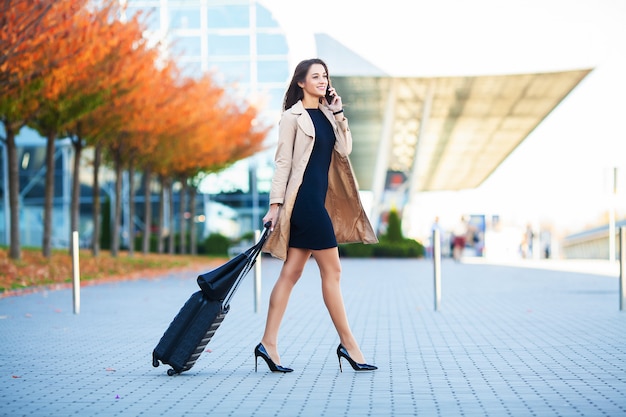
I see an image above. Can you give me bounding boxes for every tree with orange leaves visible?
[0,0,85,94]
[28,0,138,257]
[147,73,269,254]
[100,61,180,257]
[2,0,270,259]
[66,10,157,257]
[0,0,85,260]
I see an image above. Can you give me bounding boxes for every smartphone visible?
[325,84,334,104]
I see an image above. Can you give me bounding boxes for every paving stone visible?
[1,258,625,416]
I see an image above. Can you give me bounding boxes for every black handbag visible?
[197,223,270,304]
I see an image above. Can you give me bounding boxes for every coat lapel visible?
[292,101,315,138]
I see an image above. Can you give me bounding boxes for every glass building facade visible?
[0,0,291,247]
[123,0,292,228]
[122,0,290,112]
[0,128,76,247]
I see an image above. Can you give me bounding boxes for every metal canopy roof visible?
[331,69,592,195]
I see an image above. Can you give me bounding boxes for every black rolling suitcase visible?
[152,224,270,376]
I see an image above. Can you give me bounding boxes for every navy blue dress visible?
[289,109,337,250]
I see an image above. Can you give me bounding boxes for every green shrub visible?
[174,232,192,254]
[339,239,424,258]
[339,207,425,258]
[203,233,231,256]
[386,209,403,242]
[372,239,425,258]
[339,242,375,258]
[238,231,255,242]
[133,232,203,254]
[134,234,157,253]
[406,239,425,257]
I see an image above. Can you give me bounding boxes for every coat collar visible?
[290,101,314,138]
[290,100,337,138]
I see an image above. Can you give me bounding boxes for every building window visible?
[208,34,250,56]
[210,60,251,84]
[207,5,249,29]
[257,60,289,83]
[171,36,202,57]
[257,33,288,55]
[256,6,279,28]
[169,7,201,29]
[125,6,160,32]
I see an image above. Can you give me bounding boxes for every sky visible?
[260,0,626,240]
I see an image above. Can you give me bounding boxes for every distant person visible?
[258,58,378,373]
[452,216,468,261]
[522,224,534,259]
[431,216,442,233]
[541,229,552,259]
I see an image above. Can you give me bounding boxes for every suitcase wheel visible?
[167,369,177,376]
[152,352,160,368]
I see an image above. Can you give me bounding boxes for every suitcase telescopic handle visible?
[222,222,272,308]
[253,221,272,252]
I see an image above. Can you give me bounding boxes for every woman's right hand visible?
[263,204,281,231]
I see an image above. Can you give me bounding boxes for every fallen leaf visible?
[105,368,116,372]
[12,375,22,379]
[205,348,212,353]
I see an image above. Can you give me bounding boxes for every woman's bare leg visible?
[260,247,310,365]
[312,247,366,364]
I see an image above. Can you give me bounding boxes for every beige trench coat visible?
[262,100,378,260]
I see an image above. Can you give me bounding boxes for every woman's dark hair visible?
[283,58,329,111]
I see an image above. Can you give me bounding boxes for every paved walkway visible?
[0,258,624,416]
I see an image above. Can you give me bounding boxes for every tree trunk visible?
[142,167,152,254]
[111,150,122,257]
[189,186,197,255]
[42,132,56,258]
[128,157,135,257]
[70,135,82,255]
[3,122,21,260]
[168,178,175,255]
[179,179,187,255]
[158,175,166,254]
[92,144,101,257]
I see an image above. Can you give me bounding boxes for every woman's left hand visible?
[263,204,281,232]
[325,87,342,112]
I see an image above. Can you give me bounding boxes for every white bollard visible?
[619,227,626,311]
[433,229,441,311]
[72,231,80,315]
[254,229,262,313]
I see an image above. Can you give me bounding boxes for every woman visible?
[256,58,378,373]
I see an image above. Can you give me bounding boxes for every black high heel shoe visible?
[254,343,293,373]
[337,344,377,372]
